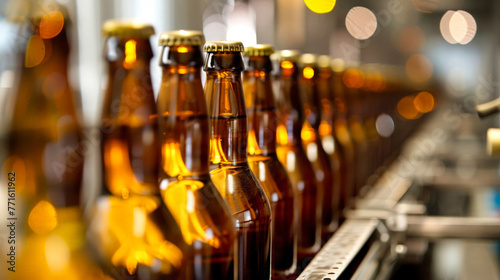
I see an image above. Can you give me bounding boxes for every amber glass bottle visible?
[87,21,185,280]
[330,59,356,212]
[316,55,344,237]
[274,50,322,262]
[3,2,107,279]
[343,64,370,195]
[204,41,272,280]
[243,45,297,278]
[156,30,236,280]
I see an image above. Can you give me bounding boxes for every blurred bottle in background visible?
[1,0,107,279]
[86,20,186,280]
[316,55,344,229]
[243,44,297,279]
[330,59,356,212]
[273,50,322,265]
[204,40,272,280]
[299,54,340,242]
[156,30,236,280]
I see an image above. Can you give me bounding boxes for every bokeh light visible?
[345,7,377,40]
[303,66,315,79]
[412,0,439,13]
[342,68,365,88]
[413,91,435,113]
[25,35,45,68]
[304,0,336,14]
[40,11,64,39]
[405,54,433,83]
[376,114,395,137]
[440,10,476,45]
[395,26,426,53]
[397,96,421,120]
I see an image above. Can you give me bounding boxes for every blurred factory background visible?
[0,0,498,127]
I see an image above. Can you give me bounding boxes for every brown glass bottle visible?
[305,55,342,240]
[243,45,297,279]
[204,41,272,280]
[156,30,236,280]
[274,50,322,262]
[3,2,108,279]
[330,59,357,212]
[87,21,186,280]
[342,64,370,195]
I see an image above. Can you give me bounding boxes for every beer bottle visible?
[243,45,297,278]
[3,1,107,279]
[331,58,357,211]
[342,63,370,195]
[299,54,340,241]
[156,30,236,280]
[87,20,185,279]
[274,50,322,263]
[204,41,272,280]
[316,55,346,226]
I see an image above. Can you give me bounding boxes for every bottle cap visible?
[317,55,331,68]
[331,58,345,73]
[244,44,274,56]
[203,41,244,53]
[102,20,155,38]
[158,30,205,46]
[274,50,301,63]
[299,53,318,67]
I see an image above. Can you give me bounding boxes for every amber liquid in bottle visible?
[204,47,272,280]
[243,53,297,278]
[157,42,236,280]
[317,61,345,229]
[3,6,107,279]
[87,31,185,280]
[275,56,322,262]
[300,62,340,242]
[342,68,370,195]
[331,66,357,211]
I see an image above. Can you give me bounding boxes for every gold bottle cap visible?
[274,50,301,63]
[299,53,318,67]
[244,44,274,56]
[158,30,205,46]
[331,58,345,73]
[102,20,155,38]
[317,55,331,68]
[203,41,244,53]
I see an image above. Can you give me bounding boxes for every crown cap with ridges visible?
[203,41,244,53]
[158,30,205,46]
[244,44,274,56]
[102,20,155,38]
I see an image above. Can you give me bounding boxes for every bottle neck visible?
[301,67,322,130]
[244,56,277,156]
[158,46,210,178]
[205,52,248,165]
[100,37,159,197]
[101,38,155,124]
[276,63,304,146]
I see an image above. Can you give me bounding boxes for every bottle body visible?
[157,41,236,280]
[87,32,185,279]
[2,5,105,279]
[204,48,272,280]
[243,52,297,278]
[274,55,322,262]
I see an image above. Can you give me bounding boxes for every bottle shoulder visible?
[210,164,272,224]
